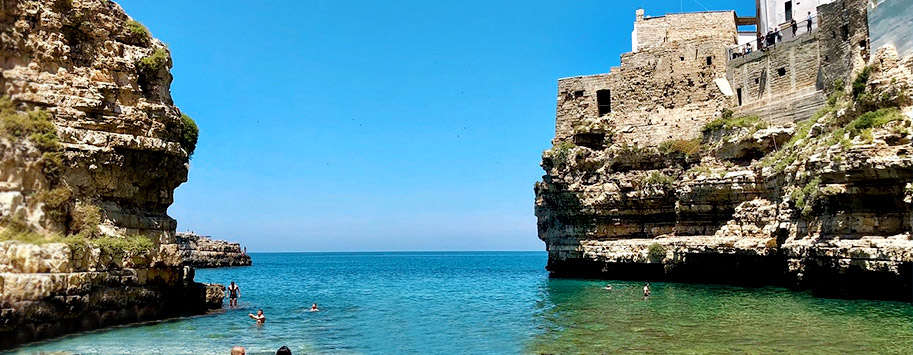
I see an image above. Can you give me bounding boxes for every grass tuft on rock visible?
[702,115,765,135]
[659,138,701,157]
[126,19,150,42]
[136,48,169,74]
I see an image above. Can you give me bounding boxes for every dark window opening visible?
[680,56,685,61]
[824,55,829,62]
[573,90,584,98]
[777,67,786,76]
[858,40,866,49]
[706,56,713,65]
[840,24,849,40]
[785,1,793,22]
[737,88,743,106]
[596,89,611,115]
[754,77,760,84]
[831,31,836,39]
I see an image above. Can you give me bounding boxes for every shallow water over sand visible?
[7,252,912,354]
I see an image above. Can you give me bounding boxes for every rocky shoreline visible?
[176,232,251,268]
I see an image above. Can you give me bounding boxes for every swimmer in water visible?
[605,284,612,290]
[248,309,266,324]
[643,282,651,298]
[310,303,319,312]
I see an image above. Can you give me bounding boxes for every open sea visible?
[6,252,913,354]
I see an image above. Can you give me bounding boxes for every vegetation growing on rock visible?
[125,19,150,43]
[137,48,169,74]
[180,113,199,156]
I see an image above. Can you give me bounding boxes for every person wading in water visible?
[228,281,241,307]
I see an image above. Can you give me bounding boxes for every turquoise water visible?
[7,252,913,354]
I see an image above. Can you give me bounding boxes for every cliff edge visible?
[535,0,912,301]
[0,0,221,348]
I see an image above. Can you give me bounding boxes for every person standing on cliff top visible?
[807,12,813,33]
[228,281,241,307]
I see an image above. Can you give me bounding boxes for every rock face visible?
[176,232,251,268]
[536,0,913,302]
[0,0,220,348]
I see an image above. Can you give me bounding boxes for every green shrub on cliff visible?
[851,66,871,99]
[848,107,903,134]
[180,113,199,157]
[547,140,576,167]
[70,203,102,237]
[136,48,169,74]
[0,97,60,151]
[701,115,765,136]
[659,138,701,157]
[791,177,821,217]
[126,19,150,42]
[642,171,675,188]
[648,243,666,261]
[94,234,155,254]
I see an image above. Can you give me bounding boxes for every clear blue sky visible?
[117,0,755,252]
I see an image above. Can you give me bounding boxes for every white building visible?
[757,0,835,34]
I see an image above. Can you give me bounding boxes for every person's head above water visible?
[230,346,246,355]
[257,309,263,315]
[276,345,292,355]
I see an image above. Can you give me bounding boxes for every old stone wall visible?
[634,11,738,52]
[726,0,870,125]
[555,33,736,146]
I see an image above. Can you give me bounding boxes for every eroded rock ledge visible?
[176,232,252,268]
[0,0,221,348]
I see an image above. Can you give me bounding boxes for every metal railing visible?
[729,15,819,60]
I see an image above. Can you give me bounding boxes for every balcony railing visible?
[729,15,819,60]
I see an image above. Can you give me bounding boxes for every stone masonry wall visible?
[634,11,738,52]
[555,39,735,145]
[725,0,870,125]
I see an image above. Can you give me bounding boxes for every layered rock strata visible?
[0,0,221,348]
[536,0,912,301]
[176,232,251,268]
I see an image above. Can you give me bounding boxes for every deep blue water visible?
[7,252,913,354]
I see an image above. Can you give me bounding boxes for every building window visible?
[573,90,584,98]
[777,67,786,76]
[841,24,849,40]
[706,56,712,65]
[596,89,611,115]
[737,88,743,106]
[785,1,793,22]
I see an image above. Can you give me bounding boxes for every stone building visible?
[557,9,741,146]
[757,0,834,35]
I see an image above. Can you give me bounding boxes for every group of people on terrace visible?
[732,11,814,59]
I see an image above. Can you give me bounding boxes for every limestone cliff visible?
[176,232,252,268]
[536,0,912,301]
[0,0,220,348]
